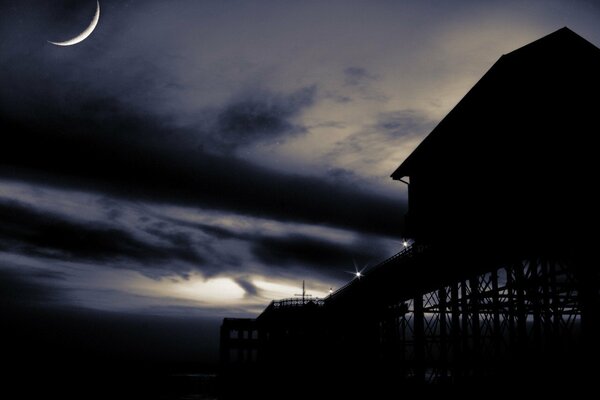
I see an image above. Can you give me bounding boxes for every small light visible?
[329,288,333,294]
[402,240,408,247]
[356,272,361,278]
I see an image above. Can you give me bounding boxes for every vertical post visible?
[392,305,401,364]
[531,258,542,351]
[506,266,517,348]
[438,287,448,381]
[541,258,553,349]
[413,293,425,382]
[550,261,561,337]
[461,280,470,373]
[399,306,407,377]
[451,282,461,381]
[515,262,527,350]
[491,269,502,356]
[469,276,481,374]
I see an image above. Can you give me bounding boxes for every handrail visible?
[272,298,325,308]
[259,244,423,318]
[327,244,417,299]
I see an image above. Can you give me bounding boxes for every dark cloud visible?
[326,167,364,185]
[251,233,386,273]
[150,213,392,279]
[144,226,195,250]
[0,200,205,277]
[155,216,244,241]
[207,86,316,152]
[376,110,435,139]
[324,109,434,166]
[233,277,261,298]
[0,267,63,309]
[143,210,395,280]
[0,98,404,236]
[140,218,248,272]
[344,66,377,86]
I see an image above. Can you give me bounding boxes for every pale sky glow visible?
[135,275,246,304]
[253,278,330,301]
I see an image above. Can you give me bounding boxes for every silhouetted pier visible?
[220,27,599,398]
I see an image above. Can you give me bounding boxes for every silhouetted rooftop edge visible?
[391,26,600,180]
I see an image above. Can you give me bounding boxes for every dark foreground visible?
[6,368,218,400]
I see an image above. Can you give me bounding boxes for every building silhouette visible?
[220,28,600,398]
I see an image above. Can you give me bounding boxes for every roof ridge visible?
[504,27,600,57]
[391,28,600,180]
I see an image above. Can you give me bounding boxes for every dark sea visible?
[157,373,218,400]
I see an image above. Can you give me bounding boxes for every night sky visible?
[2,0,600,370]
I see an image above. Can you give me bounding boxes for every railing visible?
[327,243,420,299]
[273,298,325,308]
[259,243,424,316]
[262,298,326,315]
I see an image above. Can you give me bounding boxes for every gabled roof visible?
[391,27,600,180]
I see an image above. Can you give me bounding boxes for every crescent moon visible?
[49,1,100,46]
